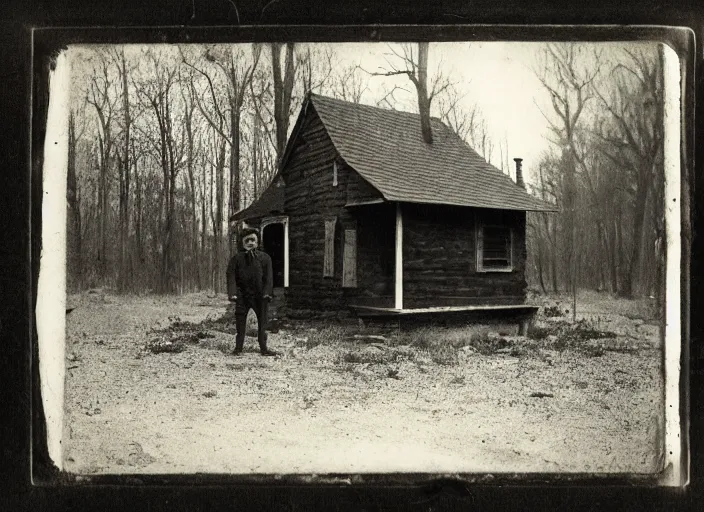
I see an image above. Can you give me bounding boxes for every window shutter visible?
[342,229,357,287]
[324,218,336,277]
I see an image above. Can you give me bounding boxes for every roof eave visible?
[384,196,559,212]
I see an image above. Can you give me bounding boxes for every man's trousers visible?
[234,296,268,352]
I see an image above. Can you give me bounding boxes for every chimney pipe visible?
[513,158,525,189]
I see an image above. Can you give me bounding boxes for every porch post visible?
[284,218,289,287]
[395,202,403,309]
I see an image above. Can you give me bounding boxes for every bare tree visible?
[271,42,297,165]
[297,45,335,96]
[371,43,453,143]
[182,44,261,257]
[85,51,119,282]
[593,47,663,298]
[67,108,86,291]
[435,84,486,150]
[135,49,184,293]
[111,47,136,292]
[179,64,202,289]
[330,64,370,103]
[535,43,602,317]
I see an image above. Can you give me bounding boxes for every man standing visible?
[226,228,278,356]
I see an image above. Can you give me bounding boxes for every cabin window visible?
[476,224,513,272]
[332,161,338,187]
[323,218,336,277]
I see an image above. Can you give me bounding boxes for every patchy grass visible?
[335,346,416,366]
[429,345,460,366]
[526,324,550,340]
[301,324,353,349]
[64,290,664,475]
[467,332,509,356]
[153,290,646,365]
[395,327,468,365]
[526,318,631,357]
[198,337,234,354]
[145,336,186,354]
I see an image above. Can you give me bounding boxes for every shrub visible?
[468,331,509,355]
[526,324,550,340]
[449,375,466,385]
[542,304,565,318]
[146,337,186,354]
[430,345,459,366]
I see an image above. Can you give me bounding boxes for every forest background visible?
[65,41,665,307]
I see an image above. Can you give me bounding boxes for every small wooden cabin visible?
[233,93,556,319]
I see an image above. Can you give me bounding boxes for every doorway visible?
[261,219,288,288]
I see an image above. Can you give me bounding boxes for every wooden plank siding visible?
[323,218,336,277]
[402,203,527,308]
[342,229,357,287]
[283,107,387,317]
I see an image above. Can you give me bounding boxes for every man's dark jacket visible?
[226,249,273,299]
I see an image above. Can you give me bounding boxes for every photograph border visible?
[1,1,699,509]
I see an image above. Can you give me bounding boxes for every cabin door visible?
[261,220,287,288]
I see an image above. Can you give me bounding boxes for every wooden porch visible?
[349,303,539,334]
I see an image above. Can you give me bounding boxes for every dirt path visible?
[63,291,664,475]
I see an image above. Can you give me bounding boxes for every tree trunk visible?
[616,203,630,297]
[271,42,296,166]
[252,111,259,200]
[416,42,433,144]
[99,137,109,283]
[67,111,81,291]
[133,156,143,292]
[625,179,649,298]
[550,216,560,294]
[200,154,208,290]
[185,112,199,291]
[536,237,548,294]
[229,106,241,256]
[212,139,226,293]
[118,50,131,292]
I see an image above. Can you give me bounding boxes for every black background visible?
[1,1,702,510]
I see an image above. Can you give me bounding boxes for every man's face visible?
[242,234,259,251]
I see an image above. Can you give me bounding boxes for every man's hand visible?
[228,296,237,302]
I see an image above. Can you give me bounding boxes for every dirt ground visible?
[62,290,665,475]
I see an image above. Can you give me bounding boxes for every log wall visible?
[402,204,527,307]
[280,105,528,315]
[283,107,387,317]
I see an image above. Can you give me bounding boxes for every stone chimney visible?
[513,158,525,189]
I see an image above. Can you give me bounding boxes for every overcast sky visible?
[325,42,562,184]
[323,40,658,186]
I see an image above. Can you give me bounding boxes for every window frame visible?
[475,221,514,273]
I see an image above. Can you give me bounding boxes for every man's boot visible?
[259,340,278,356]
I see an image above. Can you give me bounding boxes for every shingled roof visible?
[232,178,284,221]
[306,94,556,212]
[235,94,557,221]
